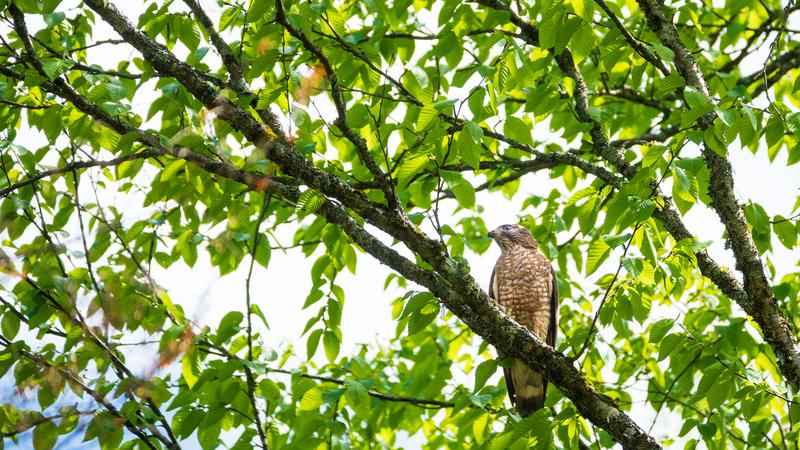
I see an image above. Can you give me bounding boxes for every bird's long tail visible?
[509,360,546,416]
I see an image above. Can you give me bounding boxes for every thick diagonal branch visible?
[636,0,800,389]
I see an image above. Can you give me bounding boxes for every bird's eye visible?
[502,225,511,230]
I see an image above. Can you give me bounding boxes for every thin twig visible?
[69,144,102,324]
[569,223,641,362]
[244,193,272,450]
[760,0,796,116]
[0,335,162,449]
[0,136,158,201]
[198,341,464,410]
[571,145,683,361]
[593,0,669,74]
[0,97,51,109]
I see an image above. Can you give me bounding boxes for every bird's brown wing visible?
[538,265,558,411]
[489,266,517,406]
[512,264,557,416]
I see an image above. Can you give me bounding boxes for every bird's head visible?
[488,224,538,252]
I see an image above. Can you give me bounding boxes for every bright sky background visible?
[2,1,799,448]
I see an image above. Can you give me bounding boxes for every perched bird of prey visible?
[488,224,558,416]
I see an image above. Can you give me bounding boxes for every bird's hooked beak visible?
[487,229,498,239]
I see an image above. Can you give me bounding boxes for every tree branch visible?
[243,193,272,450]
[636,0,800,389]
[593,0,670,74]
[476,0,800,406]
[0,293,67,338]
[0,409,96,438]
[741,48,800,97]
[200,342,460,410]
[0,335,163,450]
[275,0,401,211]
[182,0,248,93]
[8,8,183,447]
[28,1,662,447]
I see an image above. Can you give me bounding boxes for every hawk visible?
[488,224,558,416]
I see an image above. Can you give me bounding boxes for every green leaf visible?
[745,202,770,231]
[417,104,438,130]
[219,5,242,31]
[627,196,656,221]
[737,107,759,147]
[216,311,244,344]
[641,146,667,168]
[40,60,74,81]
[464,120,484,141]
[570,23,595,61]
[296,189,325,213]
[160,159,187,182]
[773,217,797,248]
[473,359,498,393]
[744,202,772,253]
[649,319,674,343]
[259,378,281,401]
[657,333,684,361]
[306,328,323,360]
[345,380,371,413]
[706,376,730,410]
[457,130,481,170]
[640,227,659,265]
[440,171,475,209]
[571,0,593,22]
[99,101,130,116]
[396,155,429,186]
[673,167,691,192]
[182,348,199,389]
[604,233,631,248]
[504,116,533,146]
[577,197,600,234]
[684,86,712,111]
[539,15,557,50]
[299,385,325,411]
[694,363,723,399]
[41,106,63,142]
[621,257,644,279]
[489,432,514,450]
[651,43,675,61]
[407,303,439,335]
[654,73,685,97]
[500,54,516,90]
[323,331,340,363]
[250,303,269,329]
[703,128,727,157]
[511,409,551,442]
[400,291,436,320]
[586,239,610,276]
[786,112,800,135]
[1,313,20,340]
[672,166,698,212]
[33,420,58,450]
[565,186,596,208]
